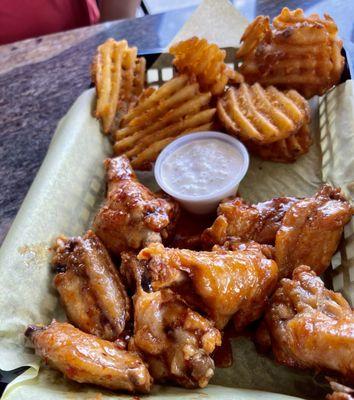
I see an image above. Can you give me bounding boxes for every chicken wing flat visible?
[25,321,152,393]
[259,266,354,381]
[52,231,130,341]
[130,286,221,388]
[93,156,179,256]
[138,243,278,330]
[275,185,352,278]
[202,196,297,247]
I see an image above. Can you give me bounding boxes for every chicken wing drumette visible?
[275,185,352,278]
[121,252,221,389]
[257,266,354,381]
[202,196,297,248]
[25,321,152,393]
[137,243,278,330]
[93,156,179,256]
[52,230,130,341]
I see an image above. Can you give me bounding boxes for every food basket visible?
[0,0,353,399]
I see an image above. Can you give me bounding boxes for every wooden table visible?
[0,0,353,244]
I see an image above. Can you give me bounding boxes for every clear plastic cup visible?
[154,131,249,214]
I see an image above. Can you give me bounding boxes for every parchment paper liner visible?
[0,0,353,398]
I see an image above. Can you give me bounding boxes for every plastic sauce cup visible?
[154,131,249,214]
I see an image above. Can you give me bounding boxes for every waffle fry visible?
[131,121,215,170]
[236,8,344,99]
[92,38,146,134]
[217,83,310,144]
[169,37,241,95]
[113,74,216,169]
[247,123,312,162]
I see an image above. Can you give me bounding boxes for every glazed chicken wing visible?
[120,252,221,388]
[258,266,354,381]
[93,156,179,256]
[275,185,352,278]
[130,286,221,388]
[202,196,297,248]
[25,321,152,393]
[138,243,278,330]
[52,231,130,341]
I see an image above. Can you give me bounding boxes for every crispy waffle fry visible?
[131,121,215,170]
[217,83,310,144]
[92,38,146,134]
[236,8,344,99]
[169,37,241,95]
[113,74,215,170]
[247,123,312,162]
[114,91,211,155]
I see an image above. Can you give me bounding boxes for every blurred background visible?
[1,0,352,46]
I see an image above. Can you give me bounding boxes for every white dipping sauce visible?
[161,139,243,197]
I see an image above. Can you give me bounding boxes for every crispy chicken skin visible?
[275,185,352,278]
[52,231,130,341]
[120,252,221,388]
[137,243,278,330]
[93,156,179,256]
[258,266,354,381]
[202,196,297,248]
[25,321,152,393]
[214,237,275,260]
[130,286,221,388]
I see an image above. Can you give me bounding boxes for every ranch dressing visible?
[161,139,244,197]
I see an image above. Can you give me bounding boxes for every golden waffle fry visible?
[236,8,344,99]
[113,74,216,170]
[131,121,215,170]
[217,83,310,144]
[92,38,146,134]
[169,37,240,95]
[247,123,312,162]
[236,16,271,59]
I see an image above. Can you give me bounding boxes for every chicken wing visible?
[258,266,354,381]
[120,252,221,388]
[93,156,179,256]
[25,321,152,393]
[202,196,297,248]
[52,231,130,341]
[130,286,221,388]
[137,243,278,330]
[275,185,352,278]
